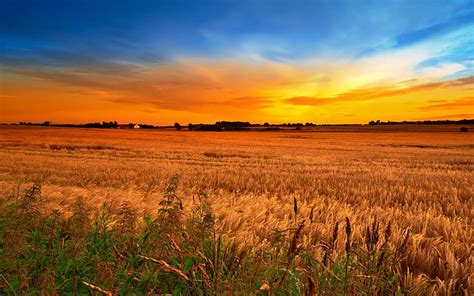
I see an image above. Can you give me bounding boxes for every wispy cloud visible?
[418,97,473,111]
[4,59,300,113]
[416,113,474,120]
[419,63,465,78]
[285,76,474,106]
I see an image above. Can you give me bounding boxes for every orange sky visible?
[1,56,473,125]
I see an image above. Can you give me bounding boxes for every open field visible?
[0,125,473,294]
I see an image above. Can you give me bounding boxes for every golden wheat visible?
[0,125,472,293]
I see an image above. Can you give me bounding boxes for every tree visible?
[174,122,182,131]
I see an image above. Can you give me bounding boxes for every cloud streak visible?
[416,113,474,120]
[3,59,304,114]
[418,97,473,111]
[285,76,474,106]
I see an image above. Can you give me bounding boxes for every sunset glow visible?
[1,0,473,124]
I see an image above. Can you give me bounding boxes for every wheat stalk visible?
[81,281,112,296]
[139,255,190,282]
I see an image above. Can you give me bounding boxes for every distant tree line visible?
[15,118,473,131]
[19,121,120,128]
[180,121,317,131]
[368,119,474,125]
[84,121,118,128]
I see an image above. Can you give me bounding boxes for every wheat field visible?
[0,125,473,294]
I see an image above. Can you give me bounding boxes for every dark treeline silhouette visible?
[368,119,474,125]
[180,121,251,131]
[19,121,119,128]
[15,118,474,131]
[17,121,159,129]
[84,121,118,128]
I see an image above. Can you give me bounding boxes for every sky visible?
[1,0,473,125]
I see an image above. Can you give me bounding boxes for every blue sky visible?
[2,0,473,66]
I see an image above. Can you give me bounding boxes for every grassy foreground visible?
[4,177,457,296]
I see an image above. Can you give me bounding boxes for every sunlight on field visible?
[0,125,473,293]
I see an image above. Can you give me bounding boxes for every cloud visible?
[419,62,465,78]
[111,95,273,112]
[427,99,448,103]
[285,96,333,106]
[4,59,302,114]
[285,75,474,106]
[394,8,474,48]
[418,97,474,111]
[209,96,273,109]
[415,113,474,120]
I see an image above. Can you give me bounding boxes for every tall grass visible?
[3,179,457,295]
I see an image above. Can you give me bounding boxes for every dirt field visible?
[0,125,473,292]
